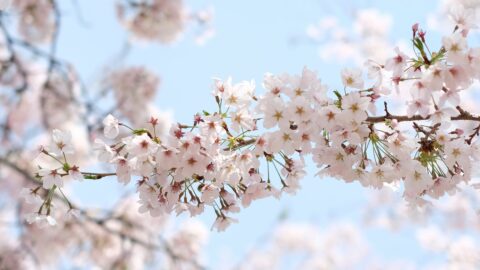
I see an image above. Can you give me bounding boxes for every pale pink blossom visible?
[341,68,364,89]
[103,114,120,139]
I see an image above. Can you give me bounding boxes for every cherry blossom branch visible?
[0,157,40,184]
[366,106,480,123]
[0,0,219,268]
[466,124,480,145]
[2,155,205,269]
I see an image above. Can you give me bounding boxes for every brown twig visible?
[366,106,480,123]
[466,124,480,145]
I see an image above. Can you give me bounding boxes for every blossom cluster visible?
[1,0,217,267]
[115,0,215,44]
[107,66,162,126]
[307,8,394,64]
[31,16,480,231]
[16,190,208,269]
[10,0,56,43]
[116,0,187,43]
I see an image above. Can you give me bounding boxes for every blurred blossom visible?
[307,9,394,64]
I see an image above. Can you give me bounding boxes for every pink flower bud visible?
[454,128,464,135]
[419,30,426,42]
[149,116,159,126]
[412,23,419,36]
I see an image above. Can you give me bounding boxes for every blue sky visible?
[57,0,451,267]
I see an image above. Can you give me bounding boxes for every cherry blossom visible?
[38,168,63,189]
[341,67,364,89]
[48,129,74,157]
[3,0,480,268]
[12,0,55,43]
[103,114,120,139]
[115,0,214,44]
[25,213,57,227]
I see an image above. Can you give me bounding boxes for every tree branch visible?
[366,107,480,123]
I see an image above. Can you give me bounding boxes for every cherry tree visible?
[1,0,480,269]
[32,1,480,229]
[0,0,213,268]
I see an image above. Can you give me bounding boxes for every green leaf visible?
[333,90,342,100]
[430,49,446,64]
[63,163,71,172]
[333,90,343,109]
[413,37,424,51]
[133,128,148,135]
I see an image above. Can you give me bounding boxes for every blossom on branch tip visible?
[212,215,238,232]
[25,213,57,228]
[68,165,83,181]
[38,168,63,189]
[103,114,120,139]
[385,47,408,76]
[48,129,74,157]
